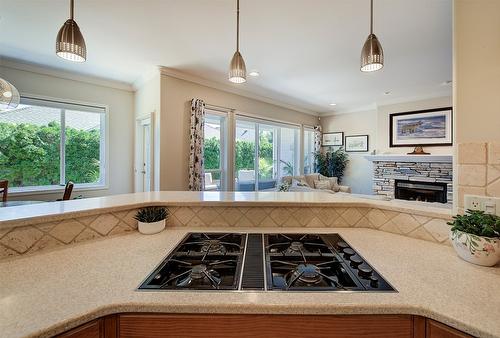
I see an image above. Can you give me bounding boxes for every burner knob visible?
[342,248,355,258]
[369,276,379,287]
[337,241,349,250]
[350,256,363,268]
[357,264,373,278]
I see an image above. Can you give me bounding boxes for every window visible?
[303,128,316,174]
[203,111,227,191]
[234,117,299,191]
[0,97,106,192]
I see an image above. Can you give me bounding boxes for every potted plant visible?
[134,206,169,235]
[448,210,500,266]
[314,148,349,183]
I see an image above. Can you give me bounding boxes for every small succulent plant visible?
[134,206,169,223]
[448,209,500,238]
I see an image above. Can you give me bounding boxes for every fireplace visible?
[394,180,448,204]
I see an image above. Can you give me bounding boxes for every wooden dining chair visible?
[0,180,8,202]
[62,181,74,201]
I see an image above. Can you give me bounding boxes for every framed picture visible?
[322,132,344,146]
[345,135,369,152]
[389,107,453,147]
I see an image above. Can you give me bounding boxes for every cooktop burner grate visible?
[138,232,395,292]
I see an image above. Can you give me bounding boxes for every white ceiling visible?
[0,0,452,115]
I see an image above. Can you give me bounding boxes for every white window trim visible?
[204,109,228,191]
[7,93,109,196]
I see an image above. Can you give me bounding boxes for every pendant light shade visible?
[360,0,384,72]
[229,51,247,84]
[0,78,20,110]
[56,0,86,62]
[228,0,246,83]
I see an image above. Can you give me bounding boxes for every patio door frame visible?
[233,114,300,191]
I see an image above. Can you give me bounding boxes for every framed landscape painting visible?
[389,107,453,147]
[345,135,369,152]
[322,132,344,146]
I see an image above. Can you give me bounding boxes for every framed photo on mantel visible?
[345,135,369,152]
[389,107,453,147]
[322,132,344,146]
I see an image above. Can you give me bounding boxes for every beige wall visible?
[454,0,500,210]
[321,110,377,194]
[376,96,453,155]
[0,65,135,201]
[321,96,452,194]
[159,74,319,190]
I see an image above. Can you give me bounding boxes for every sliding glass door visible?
[203,111,227,191]
[235,120,256,191]
[235,117,299,191]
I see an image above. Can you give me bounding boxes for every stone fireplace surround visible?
[365,155,453,205]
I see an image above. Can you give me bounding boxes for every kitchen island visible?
[1,226,499,338]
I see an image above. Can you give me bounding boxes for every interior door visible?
[135,116,152,193]
[142,122,151,192]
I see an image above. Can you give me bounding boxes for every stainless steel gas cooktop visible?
[138,233,395,292]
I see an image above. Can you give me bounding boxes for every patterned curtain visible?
[313,125,322,152]
[188,99,205,191]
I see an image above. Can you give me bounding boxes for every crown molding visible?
[0,57,134,92]
[132,67,161,90]
[158,66,318,116]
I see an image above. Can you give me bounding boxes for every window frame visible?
[234,115,301,191]
[5,94,109,195]
[203,109,228,191]
[303,126,316,175]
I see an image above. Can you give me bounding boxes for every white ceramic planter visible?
[138,219,166,235]
[450,229,500,266]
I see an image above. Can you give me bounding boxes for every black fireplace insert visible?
[394,179,447,203]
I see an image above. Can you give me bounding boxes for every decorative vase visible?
[138,219,166,235]
[450,229,500,267]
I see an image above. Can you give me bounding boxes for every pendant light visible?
[56,0,87,62]
[228,0,246,83]
[360,0,384,72]
[0,78,20,110]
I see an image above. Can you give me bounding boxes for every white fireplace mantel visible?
[364,154,453,163]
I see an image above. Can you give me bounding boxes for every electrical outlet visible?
[464,195,500,215]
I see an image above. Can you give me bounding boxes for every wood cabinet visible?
[426,319,473,338]
[119,314,414,338]
[56,315,117,338]
[56,314,474,338]
[56,319,103,338]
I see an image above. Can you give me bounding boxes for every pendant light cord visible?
[370,0,373,34]
[70,0,74,20]
[236,0,240,52]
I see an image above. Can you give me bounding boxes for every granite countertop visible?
[0,191,452,229]
[2,227,498,338]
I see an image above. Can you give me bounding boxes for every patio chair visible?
[56,181,74,201]
[204,173,218,191]
[0,180,8,202]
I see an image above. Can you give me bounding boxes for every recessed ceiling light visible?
[329,103,337,106]
[384,91,391,95]
[249,71,260,77]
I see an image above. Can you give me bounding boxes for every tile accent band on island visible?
[0,192,453,261]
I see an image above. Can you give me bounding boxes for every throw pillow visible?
[319,174,340,192]
[291,178,309,187]
[314,180,332,190]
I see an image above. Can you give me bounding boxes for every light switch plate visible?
[464,195,500,216]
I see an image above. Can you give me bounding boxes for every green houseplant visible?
[314,148,349,183]
[448,210,500,266]
[134,206,169,235]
